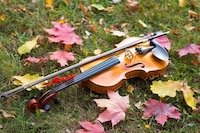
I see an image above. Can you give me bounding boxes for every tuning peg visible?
[53,98,60,105]
[43,104,51,111]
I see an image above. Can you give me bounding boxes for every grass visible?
[0,0,200,132]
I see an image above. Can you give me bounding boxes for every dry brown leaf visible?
[0,14,6,21]
[0,110,15,118]
[104,6,114,12]
[32,0,38,3]
[125,0,140,12]
[104,27,111,33]
[184,24,195,31]
[170,29,180,34]
[111,30,126,37]
[134,101,144,109]
[190,0,200,8]
[64,45,73,51]
[79,3,89,13]
[90,24,97,32]
[99,18,104,25]
[121,23,128,28]
[188,10,199,19]
[93,49,102,55]
[179,0,187,7]
[1,0,10,4]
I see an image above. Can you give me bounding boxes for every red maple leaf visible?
[154,35,171,51]
[94,90,130,127]
[24,56,48,63]
[142,99,181,126]
[44,74,76,86]
[49,50,75,66]
[75,120,105,133]
[44,21,83,45]
[177,44,200,57]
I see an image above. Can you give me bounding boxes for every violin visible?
[79,37,168,94]
[1,31,169,112]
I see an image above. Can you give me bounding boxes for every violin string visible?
[50,57,120,94]
[52,57,118,93]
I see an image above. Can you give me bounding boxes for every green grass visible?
[0,0,200,132]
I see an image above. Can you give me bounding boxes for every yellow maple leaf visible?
[180,82,197,110]
[17,36,39,55]
[12,73,46,91]
[179,0,187,7]
[45,0,54,9]
[150,80,182,98]
[0,14,6,21]
[150,80,197,110]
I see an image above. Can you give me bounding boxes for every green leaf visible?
[91,4,105,10]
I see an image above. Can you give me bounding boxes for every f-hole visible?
[125,62,145,68]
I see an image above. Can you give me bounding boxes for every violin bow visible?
[0,31,169,98]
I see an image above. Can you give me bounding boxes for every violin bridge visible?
[124,49,134,62]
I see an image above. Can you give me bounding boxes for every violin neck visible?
[51,56,120,93]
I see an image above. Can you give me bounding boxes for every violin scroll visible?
[27,90,60,112]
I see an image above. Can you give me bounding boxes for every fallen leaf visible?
[17,36,40,55]
[184,24,195,31]
[150,80,197,109]
[0,124,2,129]
[142,99,181,126]
[50,50,76,67]
[90,23,97,32]
[154,35,171,51]
[79,3,89,13]
[94,90,130,127]
[111,30,126,37]
[32,0,38,3]
[104,6,114,12]
[44,74,76,86]
[127,85,135,93]
[0,14,6,21]
[138,20,147,27]
[91,4,105,11]
[99,18,104,25]
[44,21,83,45]
[1,0,10,4]
[125,0,140,12]
[180,82,197,110]
[75,120,105,133]
[0,110,15,118]
[45,0,54,9]
[93,49,102,55]
[112,0,121,3]
[24,56,48,64]
[179,0,187,7]
[12,73,46,91]
[150,80,181,98]
[177,44,200,57]
[134,101,144,110]
[188,10,199,19]
[170,29,180,35]
[145,124,150,129]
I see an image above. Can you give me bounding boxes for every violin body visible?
[79,37,168,94]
